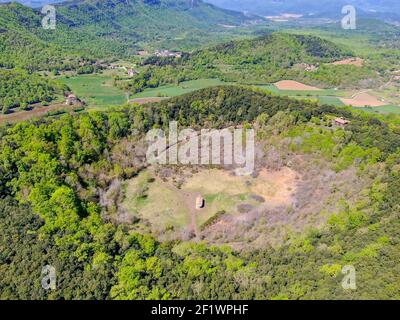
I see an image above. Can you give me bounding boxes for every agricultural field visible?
[258,82,400,113]
[130,78,400,114]
[131,79,234,99]
[357,105,400,114]
[58,74,128,109]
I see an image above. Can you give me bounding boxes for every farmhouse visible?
[196,195,205,210]
[333,117,350,127]
[127,69,139,77]
[65,94,79,106]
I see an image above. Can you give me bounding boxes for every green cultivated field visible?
[258,85,347,97]
[132,79,235,98]
[59,74,127,108]
[356,105,400,114]
[257,85,347,107]
[60,75,399,114]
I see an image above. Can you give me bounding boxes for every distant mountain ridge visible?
[0,1,64,7]
[204,0,400,21]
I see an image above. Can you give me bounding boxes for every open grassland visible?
[132,79,349,107]
[122,170,190,233]
[122,167,298,239]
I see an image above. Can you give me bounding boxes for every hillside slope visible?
[1,86,400,299]
[0,0,258,70]
[124,32,376,91]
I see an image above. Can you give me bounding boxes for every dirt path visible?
[341,92,387,107]
[156,173,200,239]
[379,76,394,90]
[347,76,393,101]
[350,89,371,99]
[181,190,201,239]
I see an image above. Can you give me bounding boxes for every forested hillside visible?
[0,0,256,71]
[1,86,400,299]
[0,69,67,114]
[0,0,260,112]
[122,32,375,93]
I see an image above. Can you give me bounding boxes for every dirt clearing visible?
[0,104,78,125]
[274,80,321,91]
[340,92,387,107]
[331,57,364,67]
[122,167,299,241]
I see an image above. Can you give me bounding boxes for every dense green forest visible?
[0,69,67,113]
[1,86,400,299]
[121,32,377,93]
[1,0,400,301]
[0,2,94,71]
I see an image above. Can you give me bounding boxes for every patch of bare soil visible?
[340,92,387,107]
[200,148,372,250]
[331,57,364,67]
[251,167,297,207]
[0,103,79,125]
[274,80,321,91]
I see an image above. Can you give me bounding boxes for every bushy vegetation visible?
[1,86,400,299]
[0,69,67,113]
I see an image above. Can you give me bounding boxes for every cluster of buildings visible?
[154,50,183,58]
[107,64,140,77]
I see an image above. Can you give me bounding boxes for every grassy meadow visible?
[59,74,128,109]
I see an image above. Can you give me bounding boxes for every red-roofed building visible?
[334,117,350,127]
